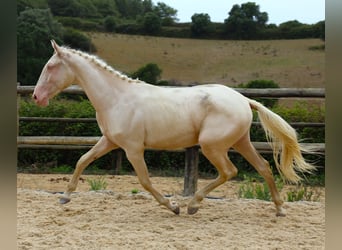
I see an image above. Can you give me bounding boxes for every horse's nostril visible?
[33,94,37,100]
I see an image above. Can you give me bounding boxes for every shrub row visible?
[18,95,325,179]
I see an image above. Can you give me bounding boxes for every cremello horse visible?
[33,40,315,216]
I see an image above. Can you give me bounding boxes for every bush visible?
[104,16,116,32]
[238,79,279,108]
[190,13,213,37]
[63,28,96,52]
[17,8,64,85]
[115,21,141,35]
[18,97,100,169]
[130,63,162,84]
[18,96,325,180]
[56,16,103,31]
[142,12,161,35]
[87,177,108,191]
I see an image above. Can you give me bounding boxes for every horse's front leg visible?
[125,150,180,215]
[60,136,118,204]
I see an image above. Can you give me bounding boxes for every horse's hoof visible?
[276,212,286,217]
[59,197,71,204]
[172,206,180,215]
[276,207,286,217]
[187,206,199,215]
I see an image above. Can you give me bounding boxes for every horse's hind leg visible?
[60,136,117,204]
[187,145,238,215]
[233,133,285,216]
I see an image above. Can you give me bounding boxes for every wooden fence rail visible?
[17,136,325,153]
[19,117,325,129]
[17,85,325,195]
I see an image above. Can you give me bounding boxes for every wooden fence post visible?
[183,146,199,196]
[112,149,123,175]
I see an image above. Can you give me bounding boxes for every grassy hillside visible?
[88,33,325,88]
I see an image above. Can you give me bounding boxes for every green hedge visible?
[18,96,324,179]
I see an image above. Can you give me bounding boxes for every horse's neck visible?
[71,56,126,111]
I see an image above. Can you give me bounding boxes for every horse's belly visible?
[144,124,198,149]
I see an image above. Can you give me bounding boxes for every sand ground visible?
[17,174,325,249]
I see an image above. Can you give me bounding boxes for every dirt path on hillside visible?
[17,174,325,249]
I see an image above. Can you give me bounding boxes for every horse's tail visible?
[248,98,316,183]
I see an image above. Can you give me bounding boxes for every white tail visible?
[249,99,316,183]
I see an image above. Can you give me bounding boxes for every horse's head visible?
[33,40,75,106]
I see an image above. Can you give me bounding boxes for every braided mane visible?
[64,46,141,84]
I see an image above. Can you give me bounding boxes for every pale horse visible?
[33,40,315,216]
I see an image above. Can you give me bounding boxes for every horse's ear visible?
[51,40,62,56]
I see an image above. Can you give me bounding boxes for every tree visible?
[47,0,99,18]
[278,20,309,39]
[114,0,144,19]
[142,12,161,35]
[63,28,96,52]
[17,8,64,85]
[142,0,153,13]
[104,16,117,32]
[190,13,212,37]
[153,2,178,26]
[131,63,162,84]
[314,20,325,41]
[92,0,119,17]
[17,0,48,15]
[224,2,268,39]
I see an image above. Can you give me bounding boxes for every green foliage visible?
[238,79,279,108]
[309,44,325,51]
[272,101,325,124]
[142,12,161,35]
[238,178,321,202]
[286,186,321,202]
[131,63,162,84]
[48,0,99,18]
[314,20,325,41]
[93,0,119,17]
[144,151,185,176]
[63,28,96,52]
[131,188,139,194]
[238,176,284,201]
[191,13,212,37]
[18,96,325,180]
[19,97,95,118]
[87,177,108,191]
[104,16,117,32]
[224,2,268,39]
[277,20,321,39]
[238,181,272,201]
[56,16,103,31]
[19,98,98,136]
[153,2,178,26]
[17,0,48,14]
[17,0,324,40]
[17,8,64,85]
[49,165,73,174]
